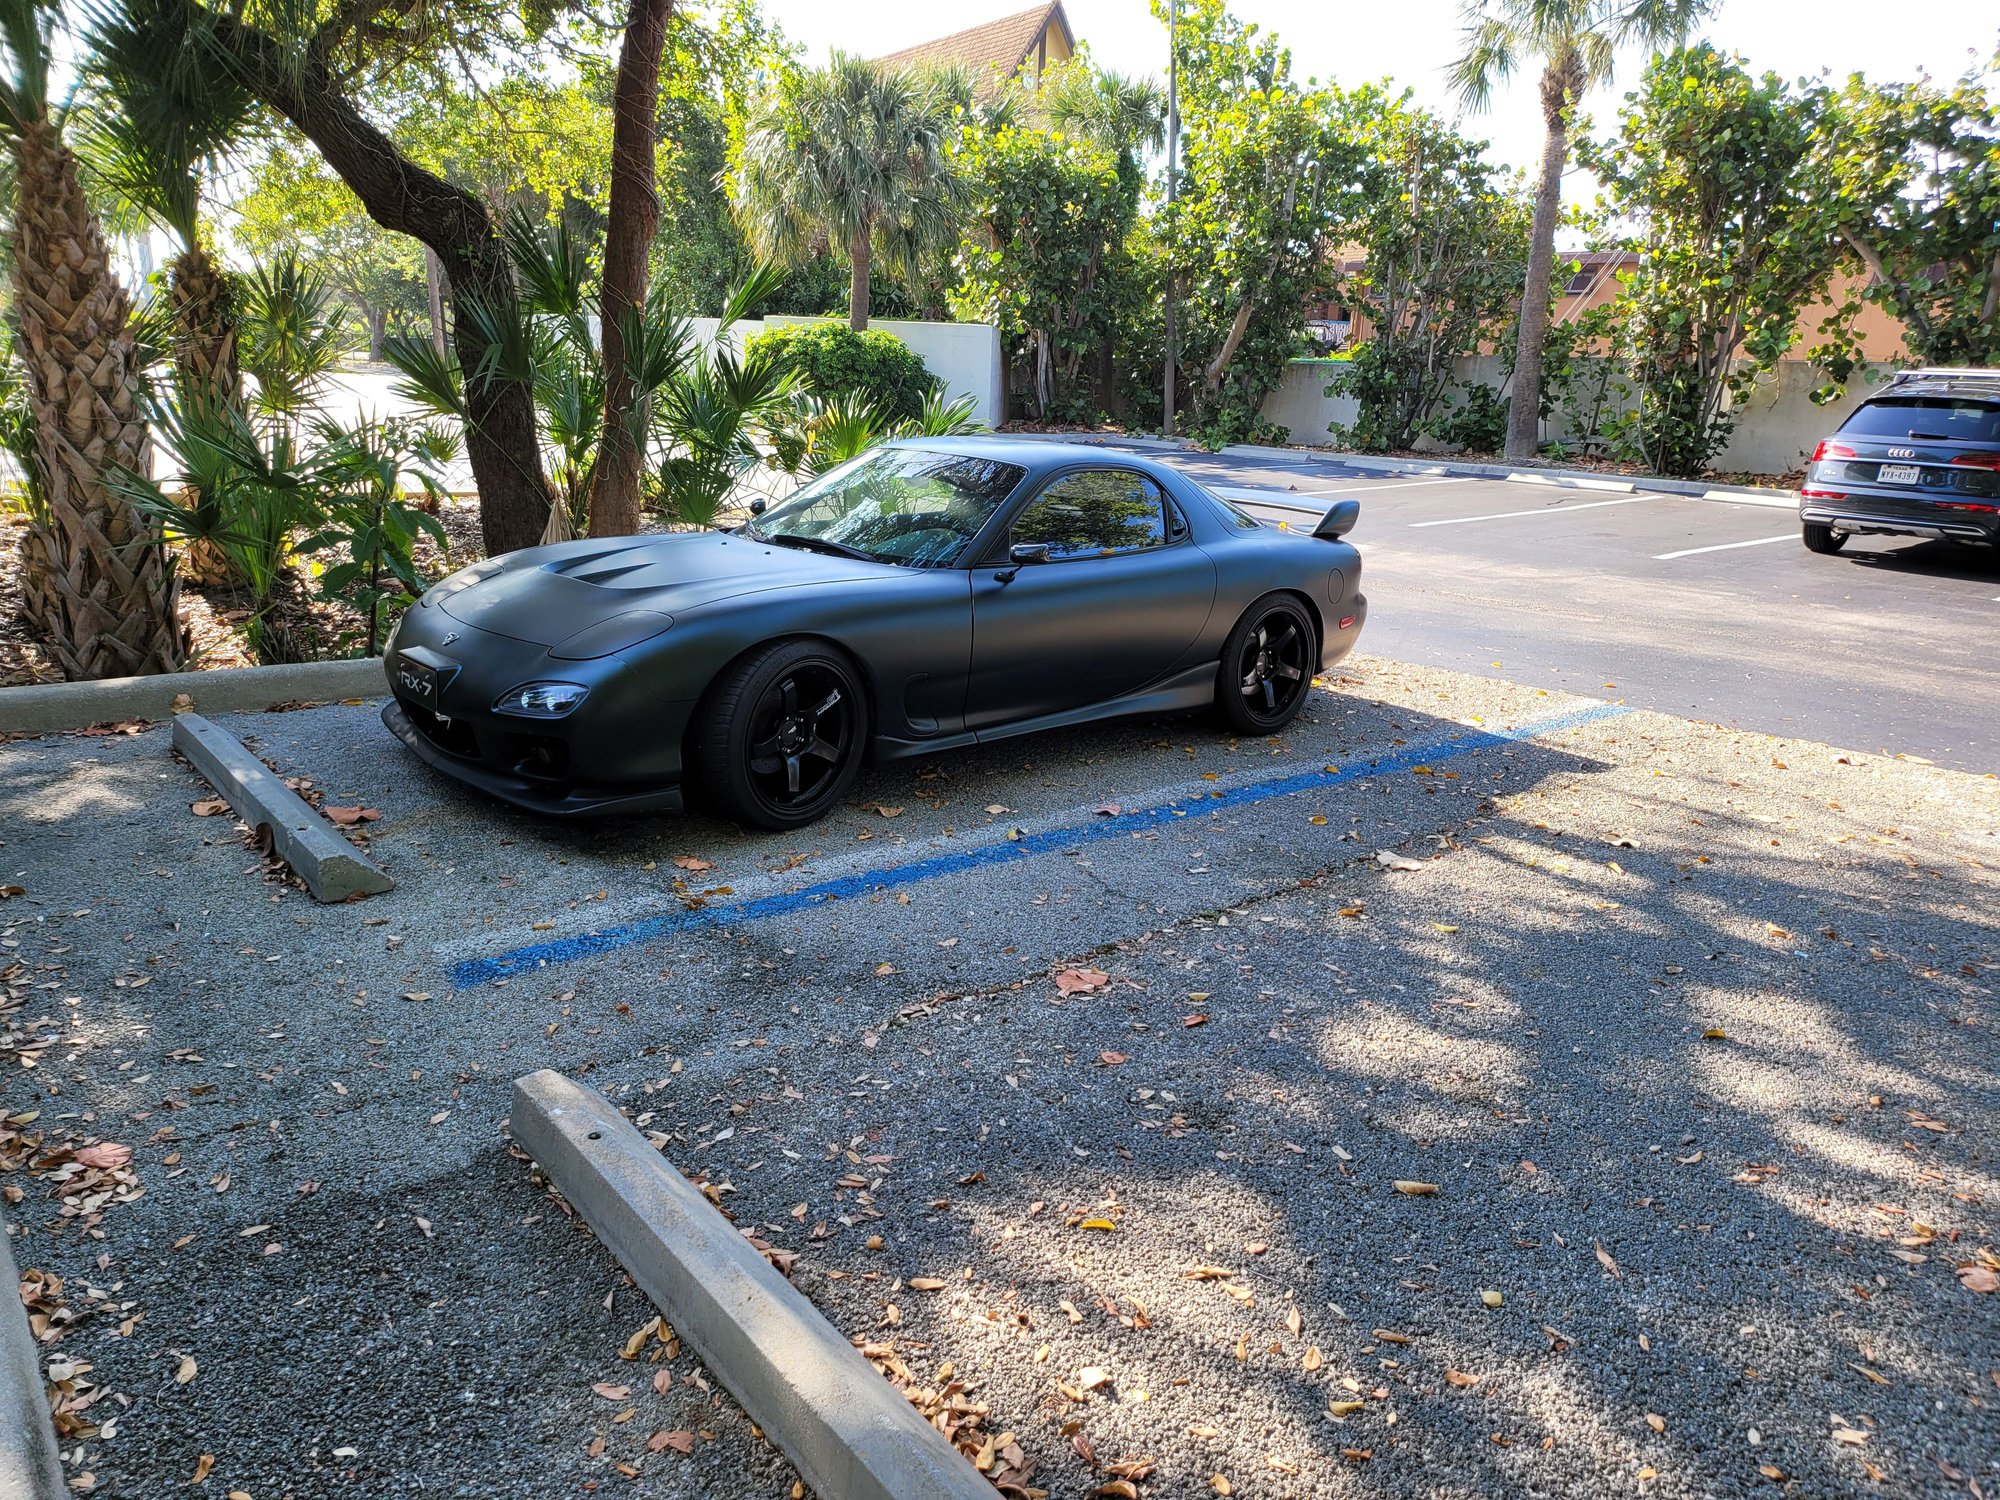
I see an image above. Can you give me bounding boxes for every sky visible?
[763,0,1997,180]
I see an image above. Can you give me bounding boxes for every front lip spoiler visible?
[381,700,684,817]
[1799,505,1996,544]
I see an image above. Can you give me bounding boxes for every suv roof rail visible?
[1885,366,2000,382]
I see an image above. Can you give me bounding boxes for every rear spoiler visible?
[1313,499,1360,539]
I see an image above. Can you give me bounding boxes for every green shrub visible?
[744,322,935,421]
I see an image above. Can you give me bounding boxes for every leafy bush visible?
[744,322,935,421]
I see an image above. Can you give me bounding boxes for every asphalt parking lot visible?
[1055,437,2000,773]
[4,636,1996,1497]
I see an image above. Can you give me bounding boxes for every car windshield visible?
[1841,397,2000,444]
[746,448,1027,568]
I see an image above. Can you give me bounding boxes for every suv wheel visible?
[1801,522,1848,555]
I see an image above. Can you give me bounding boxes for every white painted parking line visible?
[1212,478,1469,504]
[1408,494,1660,528]
[1653,533,1797,560]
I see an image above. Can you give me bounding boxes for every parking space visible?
[4,651,1996,1499]
[1050,441,1999,771]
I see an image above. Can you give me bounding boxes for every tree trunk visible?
[848,228,872,332]
[425,247,449,358]
[364,304,388,362]
[10,119,186,679]
[211,9,549,555]
[168,242,240,406]
[589,0,674,540]
[1506,67,1570,463]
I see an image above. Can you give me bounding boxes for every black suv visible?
[1798,368,2000,554]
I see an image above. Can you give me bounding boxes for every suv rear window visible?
[1839,396,2000,444]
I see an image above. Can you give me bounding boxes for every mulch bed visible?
[1,498,492,685]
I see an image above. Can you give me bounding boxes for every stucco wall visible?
[691,316,1003,429]
[1259,356,1893,478]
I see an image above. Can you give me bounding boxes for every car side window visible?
[1011,470,1171,560]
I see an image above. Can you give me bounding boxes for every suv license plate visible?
[1878,463,1921,485]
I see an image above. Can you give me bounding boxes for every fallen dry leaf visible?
[322,805,381,827]
[1393,1180,1438,1196]
[592,1382,631,1401]
[1053,967,1110,995]
[191,1454,214,1483]
[908,1277,946,1291]
[1595,1239,1623,1279]
[190,798,230,817]
[649,1429,694,1455]
[1445,1369,1482,1388]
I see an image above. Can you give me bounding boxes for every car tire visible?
[1801,522,1848,554]
[692,639,868,831]
[1217,594,1318,735]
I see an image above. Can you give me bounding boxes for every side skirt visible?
[871,663,1220,762]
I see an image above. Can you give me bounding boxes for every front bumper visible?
[379,608,699,817]
[382,699,685,816]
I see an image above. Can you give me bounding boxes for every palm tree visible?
[1039,61,1165,185]
[1451,0,1716,462]
[77,0,256,586]
[732,54,963,332]
[78,0,254,407]
[0,0,185,677]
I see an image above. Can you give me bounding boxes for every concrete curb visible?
[0,1207,67,1500]
[171,714,394,904]
[1215,445,1799,508]
[0,658,386,738]
[509,1069,992,1500]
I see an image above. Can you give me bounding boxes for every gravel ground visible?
[1,656,1994,1499]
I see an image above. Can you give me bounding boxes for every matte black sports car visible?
[381,438,1367,829]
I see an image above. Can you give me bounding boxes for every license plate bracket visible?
[1878,463,1921,485]
[393,646,459,710]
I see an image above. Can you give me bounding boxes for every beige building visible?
[877,2,1076,98]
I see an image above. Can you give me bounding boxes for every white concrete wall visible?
[1259,354,1891,477]
[759,316,1003,428]
[629,316,1002,427]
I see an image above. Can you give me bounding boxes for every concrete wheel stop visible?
[510,1069,994,1500]
[171,713,394,904]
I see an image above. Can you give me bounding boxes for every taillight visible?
[1949,453,2000,470]
[1810,441,1855,463]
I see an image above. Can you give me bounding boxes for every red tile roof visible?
[876,2,1073,92]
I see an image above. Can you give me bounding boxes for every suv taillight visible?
[1810,440,1855,463]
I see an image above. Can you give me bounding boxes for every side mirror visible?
[748,498,767,516]
[1313,499,1360,539]
[995,542,1050,583]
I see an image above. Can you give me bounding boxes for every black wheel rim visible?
[1236,611,1310,722]
[745,660,855,814]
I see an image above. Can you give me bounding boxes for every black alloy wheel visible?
[1218,595,1317,734]
[1801,521,1848,554]
[694,639,867,829]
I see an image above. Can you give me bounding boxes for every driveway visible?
[3,654,1994,1498]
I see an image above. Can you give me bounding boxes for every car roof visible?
[1872,368,2000,403]
[881,435,1183,484]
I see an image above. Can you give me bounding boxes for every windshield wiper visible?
[768,532,881,563]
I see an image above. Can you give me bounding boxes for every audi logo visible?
[1886,447,1916,459]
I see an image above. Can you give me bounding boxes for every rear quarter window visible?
[1839,397,2000,444]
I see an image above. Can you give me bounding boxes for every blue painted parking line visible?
[447,700,1635,988]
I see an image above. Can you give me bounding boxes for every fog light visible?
[495,681,590,718]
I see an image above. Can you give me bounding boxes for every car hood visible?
[438,531,888,647]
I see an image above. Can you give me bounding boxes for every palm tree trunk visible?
[848,229,871,333]
[589,0,674,540]
[10,118,185,679]
[169,241,242,590]
[1506,66,1570,463]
